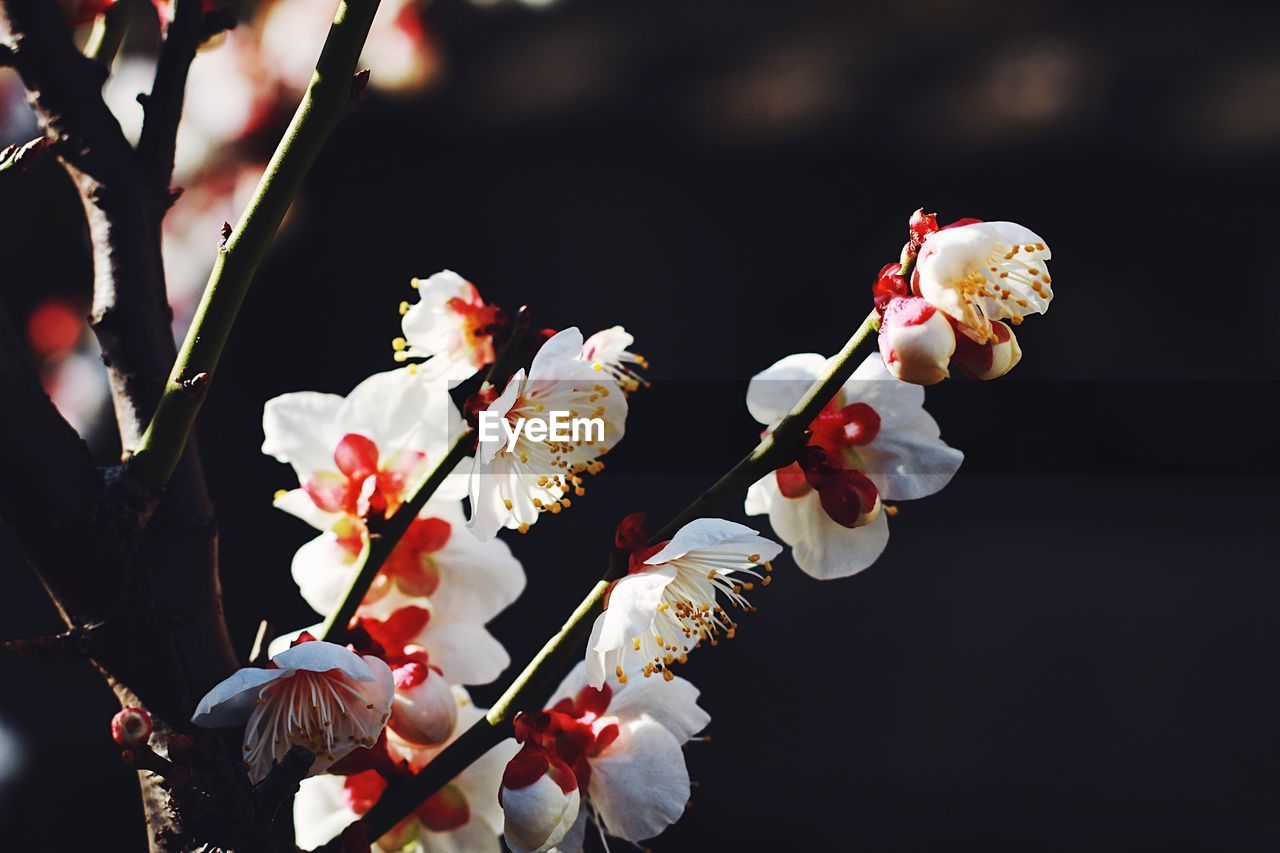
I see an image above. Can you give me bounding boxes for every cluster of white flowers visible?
[190,213,1051,852]
[875,211,1053,385]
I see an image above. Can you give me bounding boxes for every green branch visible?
[127,0,382,490]
[84,0,134,66]
[318,430,474,644]
[331,308,882,848]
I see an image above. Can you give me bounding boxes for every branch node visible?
[350,69,371,103]
[180,372,210,397]
[122,743,193,790]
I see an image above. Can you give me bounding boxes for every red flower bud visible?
[111,707,153,748]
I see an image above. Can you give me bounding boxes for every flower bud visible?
[387,663,457,747]
[878,296,956,385]
[110,707,153,748]
[500,745,580,853]
[950,320,1021,380]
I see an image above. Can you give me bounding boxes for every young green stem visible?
[127,0,382,491]
[335,308,882,847]
[84,0,132,66]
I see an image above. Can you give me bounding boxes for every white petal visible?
[465,454,508,541]
[291,534,359,616]
[843,352,926,427]
[273,639,381,683]
[422,816,504,853]
[266,625,319,659]
[503,774,580,853]
[588,716,689,843]
[425,502,526,623]
[745,352,826,426]
[551,661,710,745]
[338,366,462,462]
[548,809,587,853]
[604,674,710,745]
[643,518,778,566]
[842,354,964,501]
[743,475,775,517]
[191,667,291,727]
[455,735,521,836]
[422,621,511,686]
[390,671,458,746]
[261,391,345,478]
[861,407,964,501]
[293,774,359,850]
[273,487,341,531]
[585,567,677,688]
[767,490,891,580]
[527,328,586,382]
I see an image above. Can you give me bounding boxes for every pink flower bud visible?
[387,663,457,746]
[500,745,580,853]
[951,319,1022,380]
[111,707,153,748]
[878,296,956,385]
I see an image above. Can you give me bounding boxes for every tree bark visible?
[1,3,242,849]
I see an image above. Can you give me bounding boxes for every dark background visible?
[5,0,1280,849]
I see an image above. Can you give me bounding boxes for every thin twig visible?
[334,310,883,846]
[136,0,202,190]
[128,0,384,491]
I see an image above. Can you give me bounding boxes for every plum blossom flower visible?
[192,639,394,784]
[271,561,519,750]
[263,366,463,533]
[397,270,505,387]
[294,687,518,852]
[262,367,476,620]
[504,661,709,852]
[580,326,649,392]
[745,352,963,580]
[585,518,782,688]
[913,219,1053,345]
[468,328,628,540]
[287,498,525,669]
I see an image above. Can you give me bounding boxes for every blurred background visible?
[4,0,1280,849]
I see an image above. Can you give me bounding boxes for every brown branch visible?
[2,6,240,850]
[0,293,109,610]
[136,0,235,193]
[1,0,186,453]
